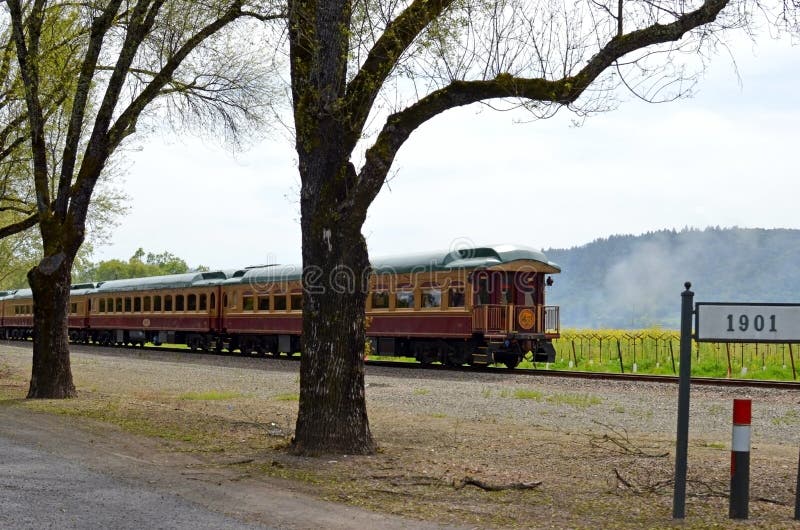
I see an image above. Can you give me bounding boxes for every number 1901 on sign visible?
[695,303,800,343]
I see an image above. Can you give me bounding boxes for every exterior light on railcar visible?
[546,276,554,287]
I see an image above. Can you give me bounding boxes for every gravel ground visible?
[2,342,800,528]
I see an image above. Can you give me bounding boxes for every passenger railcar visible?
[1,244,561,368]
[86,271,228,347]
[4,289,33,340]
[0,290,14,339]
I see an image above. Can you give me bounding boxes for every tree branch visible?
[0,212,39,240]
[357,0,729,206]
[55,0,125,221]
[8,0,51,218]
[344,0,457,149]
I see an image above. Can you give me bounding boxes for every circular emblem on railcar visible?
[142,318,151,328]
[517,309,535,330]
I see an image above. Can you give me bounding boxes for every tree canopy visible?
[1,0,283,398]
[72,248,206,283]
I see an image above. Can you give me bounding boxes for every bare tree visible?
[288,0,792,454]
[3,0,283,398]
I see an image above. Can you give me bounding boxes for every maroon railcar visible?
[220,245,560,367]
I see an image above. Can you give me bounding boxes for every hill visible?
[543,227,800,329]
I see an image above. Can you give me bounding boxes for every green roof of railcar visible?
[93,271,229,293]
[10,289,32,300]
[234,244,560,285]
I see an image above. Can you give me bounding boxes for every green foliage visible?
[512,389,543,400]
[72,248,207,283]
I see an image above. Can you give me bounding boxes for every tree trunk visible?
[291,188,375,455]
[26,252,76,398]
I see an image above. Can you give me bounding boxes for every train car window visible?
[421,288,441,308]
[188,294,197,311]
[87,299,92,312]
[115,298,123,312]
[143,296,151,311]
[175,295,184,311]
[70,303,78,314]
[395,289,414,309]
[371,291,389,309]
[199,294,207,311]
[134,297,142,312]
[124,297,132,312]
[107,298,113,313]
[210,293,216,311]
[154,295,162,311]
[223,293,228,308]
[99,299,106,313]
[258,296,270,311]
[274,294,287,311]
[290,294,302,311]
[164,295,173,312]
[448,287,466,308]
[242,295,254,311]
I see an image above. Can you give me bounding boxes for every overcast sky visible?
[94,34,799,270]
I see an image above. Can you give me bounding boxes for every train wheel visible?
[417,349,438,366]
[504,358,520,369]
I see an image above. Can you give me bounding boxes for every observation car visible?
[3,289,32,340]
[1,244,561,368]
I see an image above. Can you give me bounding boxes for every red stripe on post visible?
[733,399,751,425]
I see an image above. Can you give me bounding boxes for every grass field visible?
[366,329,800,381]
[538,329,800,381]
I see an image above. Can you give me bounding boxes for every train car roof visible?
[93,270,230,293]
[232,244,560,285]
[371,244,561,274]
[10,288,33,300]
[226,264,303,285]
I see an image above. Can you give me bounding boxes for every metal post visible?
[795,446,800,520]
[673,282,694,519]
[730,399,751,519]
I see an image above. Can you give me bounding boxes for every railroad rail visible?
[4,339,799,390]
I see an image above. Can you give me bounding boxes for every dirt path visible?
[0,405,458,530]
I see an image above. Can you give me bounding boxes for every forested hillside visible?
[544,228,800,329]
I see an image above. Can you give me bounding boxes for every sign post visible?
[695,301,800,521]
[672,282,694,519]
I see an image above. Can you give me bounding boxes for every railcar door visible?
[209,287,222,332]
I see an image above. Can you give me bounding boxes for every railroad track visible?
[4,339,799,390]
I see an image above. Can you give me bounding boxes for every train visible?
[0,244,561,368]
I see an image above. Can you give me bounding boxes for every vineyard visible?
[532,329,800,381]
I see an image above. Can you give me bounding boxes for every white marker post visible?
[730,399,751,519]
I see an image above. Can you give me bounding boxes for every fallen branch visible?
[591,421,669,458]
[456,476,542,491]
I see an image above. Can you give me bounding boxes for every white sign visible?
[695,303,800,343]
